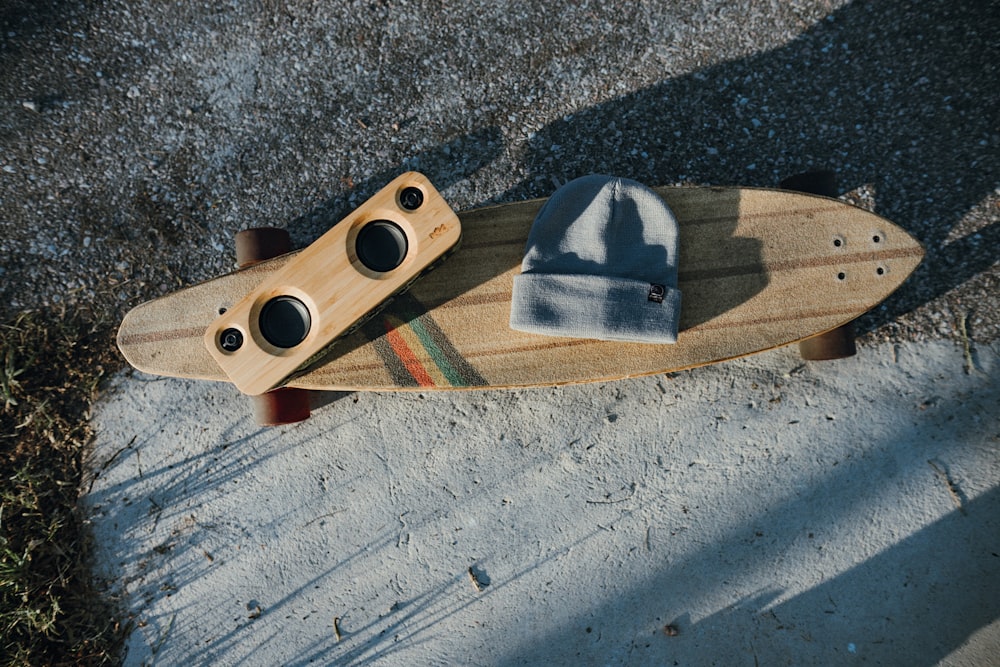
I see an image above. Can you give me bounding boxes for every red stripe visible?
[384,322,435,387]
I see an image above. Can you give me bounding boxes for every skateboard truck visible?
[204,172,462,396]
[232,227,312,425]
[779,170,858,360]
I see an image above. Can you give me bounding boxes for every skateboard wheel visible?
[779,170,839,198]
[799,322,857,360]
[253,387,311,426]
[356,220,408,272]
[235,227,292,268]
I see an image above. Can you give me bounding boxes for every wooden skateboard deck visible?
[117,185,924,392]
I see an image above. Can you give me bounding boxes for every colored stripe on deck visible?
[383,320,436,387]
[365,294,489,388]
[406,316,465,386]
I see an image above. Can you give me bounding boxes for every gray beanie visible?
[509,175,682,344]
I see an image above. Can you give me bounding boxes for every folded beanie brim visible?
[510,272,681,344]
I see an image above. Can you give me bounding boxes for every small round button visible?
[356,220,408,272]
[399,187,424,211]
[220,328,244,352]
[259,296,311,349]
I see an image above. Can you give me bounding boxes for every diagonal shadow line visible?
[672,486,1000,666]
[493,0,998,337]
[86,380,372,608]
[491,382,1000,666]
[108,383,643,664]
[157,526,403,666]
[327,521,629,666]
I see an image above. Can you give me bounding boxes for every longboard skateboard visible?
[117,174,924,422]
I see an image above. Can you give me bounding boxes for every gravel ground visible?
[2,0,997,343]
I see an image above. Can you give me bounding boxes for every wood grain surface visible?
[202,172,461,394]
[117,186,924,392]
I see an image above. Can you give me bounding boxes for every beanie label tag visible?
[648,284,666,303]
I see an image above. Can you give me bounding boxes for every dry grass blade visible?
[0,308,123,665]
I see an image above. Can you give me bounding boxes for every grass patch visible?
[0,308,122,665]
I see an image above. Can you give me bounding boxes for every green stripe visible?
[408,317,464,386]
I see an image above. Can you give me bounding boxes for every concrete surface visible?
[85,340,1000,665]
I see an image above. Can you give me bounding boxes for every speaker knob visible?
[356,220,408,272]
[259,296,311,348]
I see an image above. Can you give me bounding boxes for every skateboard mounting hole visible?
[833,238,842,247]
[837,272,847,281]
[876,266,885,276]
[873,234,882,243]
[218,307,227,315]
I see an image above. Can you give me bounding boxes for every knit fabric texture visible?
[509,175,682,343]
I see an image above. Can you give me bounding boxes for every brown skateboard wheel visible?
[235,227,292,268]
[252,386,312,426]
[798,322,857,360]
[234,227,311,425]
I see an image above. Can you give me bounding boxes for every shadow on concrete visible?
[675,486,1000,665]
[494,492,999,666]
[121,350,995,665]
